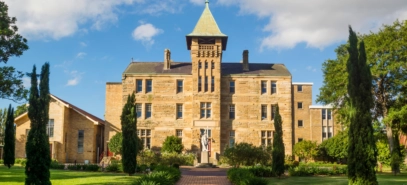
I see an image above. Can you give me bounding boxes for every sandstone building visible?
[104,1,341,163]
[14,95,104,163]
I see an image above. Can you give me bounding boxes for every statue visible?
[201,131,208,151]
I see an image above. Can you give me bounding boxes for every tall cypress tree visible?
[346,27,377,185]
[25,63,51,185]
[121,93,137,175]
[272,105,285,177]
[3,104,15,168]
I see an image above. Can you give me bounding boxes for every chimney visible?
[242,50,249,71]
[164,49,171,70]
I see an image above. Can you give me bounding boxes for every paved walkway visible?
[176,167,232,185]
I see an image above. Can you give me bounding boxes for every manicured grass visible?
[267,173,407,185]
[0,165,140,185]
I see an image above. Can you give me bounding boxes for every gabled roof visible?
[123,62,291,77]
[14,94,104,125]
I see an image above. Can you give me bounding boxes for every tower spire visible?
[205,0,209,7]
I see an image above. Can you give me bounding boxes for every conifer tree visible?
[272,105,285,177]
[25,63,51,185]
[121,93,138,176]
[346,27,377,185]
[3,104,15,168]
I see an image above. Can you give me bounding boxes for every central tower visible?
[186,0,227,161]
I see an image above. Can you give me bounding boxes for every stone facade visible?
[103,3,342,163]
[14,95,104,163]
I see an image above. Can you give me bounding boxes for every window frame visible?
[229,81,235,93]
[204,77,208,92]
[211,76,215,92]
[177,104,183,119]
[78,130,84,153]
[261,105,267,120]
[297,102,303,109]
[261,81,267,94]
[229,104,235,119]
[146,79,152,93]
[200,102,212,119]
[322,109,326,119]
[271,104,276,120]
[271,81,277,94]
[136,79,143,93]
[138,129,152,149]
[47,119,54,137]
[198,76,202,92]
[136,104,142,118]
[177,80,183,93]
[298,120,303,127]
[145,103,152,119]
[297,85,303,92]
[229,130,235,147]
[261,130,273,147]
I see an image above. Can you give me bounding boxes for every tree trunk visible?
[386,126,394,152]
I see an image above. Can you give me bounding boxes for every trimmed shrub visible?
[50,160,65,170]
[84,164,99,172]
[105,161,121,172]
[288,163,347,176]
[227,168,267,185]
[20,160,27,167]
[133,166,181,185]
[245,166,274,177]
[15,158,27,165]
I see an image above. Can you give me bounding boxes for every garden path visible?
[176,166,232,185]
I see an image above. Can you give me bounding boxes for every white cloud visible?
[217,0,407,50]
[76,52,87,59]
[306,66,317,72]
[4,0,142,40]
[132,23,163,46]
[66,70,83,86]
[22,77,31,88]
[80,42,87,47]
[189,0,204,5]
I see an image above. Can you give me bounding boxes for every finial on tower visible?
[205,0,209,7]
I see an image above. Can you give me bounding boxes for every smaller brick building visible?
[14,94,105,163]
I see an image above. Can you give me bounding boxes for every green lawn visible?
[0,166,140,185]
[267,173,407,185]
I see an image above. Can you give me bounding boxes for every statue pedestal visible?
[200,151,209,164]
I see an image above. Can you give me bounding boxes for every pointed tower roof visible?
[186,0,228,50]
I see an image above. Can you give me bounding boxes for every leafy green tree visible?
[223,142,270,168]
[25,63,51,185]
[161,135,184,154]
[108,132,143,155]
[317,20,407,162]
[346,27,377,185]
[272,105,284,177]
[318,131,348,163]
[0,1,29,102]
[3,104,14,168]
[293,140,318,163]
[121,93,138,175]
[0,108,7,147]
[14,104,28,117]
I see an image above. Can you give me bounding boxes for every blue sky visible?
[1,0,406,119]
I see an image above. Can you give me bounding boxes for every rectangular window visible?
[322,109,326,119]
[198,76,202,92]
[200,102,211,118]
[78,130,84,153]
[136,80,143,93]
[261,81,267,94]
[211,62,215,69]
[177,80,183,93]
[298,102,303,109]
[298,138,303,142]
[177,104,183,119]
[271,104,276,120]
[327,109,332,120]
[298,120,303,127]
[46,119,54,137]
[229,105,235,119]
[211,76,214,92]
[297,85,303,92]
[322,126,327,139]
[146,80,152,93]
[261,105,267,120]
[271,81,277,94]
[205,62,208,69]
[136,104,142,118]
[199,62,202,69]
[229,130,235,147]
[145,104,152,119]
[200,129,212,138]
[176,129,183,137]
[261,130,272,146]
[229,81,235,93]
[205,77,208,92]
[138,129,152,149]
